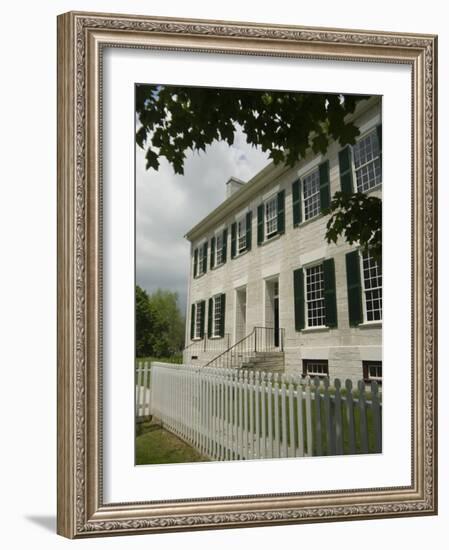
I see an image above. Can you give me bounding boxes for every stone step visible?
[247,357,284,364]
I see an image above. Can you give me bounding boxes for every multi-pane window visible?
[305,264,326,327]
[237,217,247,253]
[302,359,329,378]
[361,251,382,322]
[303,168,321,220]
[363,360,382,383]
[265,196,278,237]
[194,302,202,339]
[212,295,222,337]
[215,233,223,266]
[197,245,205,276]
[352,130,381,193]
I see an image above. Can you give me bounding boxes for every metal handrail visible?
[204,326,285,369]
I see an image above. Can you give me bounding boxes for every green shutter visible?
[292,179,302,226]
[207,298,213,338]
[323,258,338,327]
[193,248,198,278]
[231,223,237,258]
[376,123,382,179]
[210,237,215,269]
[220,293,226,337]
[338,147,354,194]
[319,160,331,211]
[277,190,285,234]
[246,211,252,251]
[293,268,305,331]
[190,303,195,339]
[199,300,206,339]
[222,228,228,263]
[202,242,208,274]
[345,251,363,327]
[257,203,264,245]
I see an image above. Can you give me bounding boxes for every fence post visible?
[358,380,369,453]
[345,379,356,454]
[313,377,322,456]
[323,377,335,456]
[260,372,267,459]
[273,373,281,458]
[304,376,313,457]
[267,373,273,458]
[334,378,343,455]
[254,371,261,459]
[280,375,288,458]
[371,381,382,453]
[249,371,255,459]
[288,375,295,458]
[296,375,305,457]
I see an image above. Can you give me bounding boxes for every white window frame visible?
[302,166,321,221]
[211,294,222,338]
[215,232,224,266]
[302,359,329,378]
[264,195,278,237]
[237,216,247,254]
[351,128,382,193]
[197,244,205,276]
[363,360,382,383]
[304,262,326,328]
[194,301,203,339]
[360,250,382,323]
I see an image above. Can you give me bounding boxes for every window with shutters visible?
[305,264,326,327]
[194,302,203,339]
[302,167,321,220]
[302,359,329,378]
[212,295,222,337]
[352,129,382,193]
[292,161,329,228]
[197,245,205,276]
[215,233,224,266]
[294,258,337,331]
[257,190,285,245]
[237,217,247,253]
[361,251,382,322]
[265,196,278,237]
[363,360,382,383]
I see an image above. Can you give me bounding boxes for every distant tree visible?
[135,286,185,358]
[136,85,381,260]
[150,290,185,357]
[135,285,158,357]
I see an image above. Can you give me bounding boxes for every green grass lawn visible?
[136,354,182,365]
[136,421,209,465]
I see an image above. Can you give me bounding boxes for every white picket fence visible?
[140,361,382,460]
[135,362,151,418]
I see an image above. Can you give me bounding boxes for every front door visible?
[235,288,247,343]
[273,281,280,348]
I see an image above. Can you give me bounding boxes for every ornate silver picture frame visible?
[57,11,437,538]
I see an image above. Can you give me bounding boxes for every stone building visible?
[183,96,382,383]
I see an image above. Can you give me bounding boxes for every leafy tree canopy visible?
[136,85,381,260]
[135,285,185,359]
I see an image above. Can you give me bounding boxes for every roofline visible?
[184,95,380,242]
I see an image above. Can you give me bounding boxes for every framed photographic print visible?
[57,11,438,538]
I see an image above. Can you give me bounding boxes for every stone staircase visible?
[240,351,285,373]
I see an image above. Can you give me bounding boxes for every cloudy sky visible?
[136,121,270,316]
